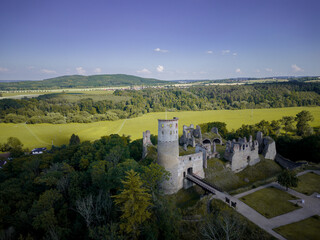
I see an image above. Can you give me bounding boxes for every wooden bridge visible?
[186,173,223,194]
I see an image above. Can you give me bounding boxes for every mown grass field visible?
[240,187,300,218]
[0,106,319,150]
[293,172,320,195]
[274,215,320,240]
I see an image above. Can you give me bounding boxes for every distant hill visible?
[0,74,171,90]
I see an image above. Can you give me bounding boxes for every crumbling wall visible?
[224,137,260,172]
[142,130,153,159]
[256,132,277,160]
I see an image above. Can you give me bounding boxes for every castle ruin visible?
[224,132,277,172]
[224,137,260,172]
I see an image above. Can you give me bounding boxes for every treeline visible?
[0,82,320,124]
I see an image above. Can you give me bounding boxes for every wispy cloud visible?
[156,65,164,72]
[41,69,57,74]
[291,64,304,72]
[207,50,213,54]
[265,68,273,72]
[222,50,230,55]
[235,68,241,73]
[94,68,102,74]
[76,67,86,75]
[137,68,151,74]
[232,52,237,56]
[154,48,168,53]
[0,67,9,72]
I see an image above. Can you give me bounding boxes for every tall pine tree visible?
[113,169,152,238]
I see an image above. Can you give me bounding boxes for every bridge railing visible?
[189,173,223,193]
[186,175,215,194]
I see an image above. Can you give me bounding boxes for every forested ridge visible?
[0,82,319,124]
[0,74,170,91]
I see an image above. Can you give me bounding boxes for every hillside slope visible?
[0,74,170,90]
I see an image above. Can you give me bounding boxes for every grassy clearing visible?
[1,89,115,97]
[205,156,282,193]
[274,215,320,240]
[293,172,320,195]
[0,106,319,150]
[54,92,130,102]
[240,187,300,218]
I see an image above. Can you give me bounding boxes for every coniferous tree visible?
[113,170,152,238]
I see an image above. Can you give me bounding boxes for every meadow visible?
[0,106,319,150]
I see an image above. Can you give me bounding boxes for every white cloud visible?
[137,68,151,74]
[236,68,241,73]
[76,67,86,75]
[233,52,237,56]
[41,69,57,74]
[154,48,168,53]
[291,64,304,72]
[0,67,9,72]
[265,68,273,72]
[207,50,213,54]
[156,65,164,72]
[94,68,102,74]
[222,49,230,55]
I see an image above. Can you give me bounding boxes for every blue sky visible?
[0,0,319,80]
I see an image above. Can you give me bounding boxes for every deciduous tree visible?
[277,169,299,191]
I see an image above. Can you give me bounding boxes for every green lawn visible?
[293,172,320,195]
[274,215,320,240]
[0,106,319,150]
[240,187,300,218]
[205,158,282,193]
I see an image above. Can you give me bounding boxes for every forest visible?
[1,82,319,124]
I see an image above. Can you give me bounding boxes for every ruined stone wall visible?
[142,130,152,159]
[225,138,260,172]
[178,152,204,189]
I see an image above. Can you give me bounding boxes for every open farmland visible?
[0,106,319,150]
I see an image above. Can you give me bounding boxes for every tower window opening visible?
[161,124,164,128]
[170,124,172,128]
[170,131,172,135]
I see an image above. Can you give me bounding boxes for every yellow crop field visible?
[0,106,319,150]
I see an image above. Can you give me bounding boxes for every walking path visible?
[209,170,320,240]
[115,119,127,134]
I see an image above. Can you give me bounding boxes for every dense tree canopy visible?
[0,82,319,124]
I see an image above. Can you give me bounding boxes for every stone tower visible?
[157,117,179,194]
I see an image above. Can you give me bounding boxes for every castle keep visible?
[157,118,205,194]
